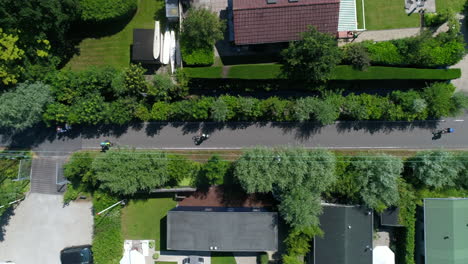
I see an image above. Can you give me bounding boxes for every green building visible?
[424,198,468,264]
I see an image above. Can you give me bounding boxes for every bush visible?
[199,155,230,185]
[64,152,96,186]
[424,9,452,27]
[342,43,371,70]
[258,253,268,264]
[80,0,137,23]
[153,253,160,260]
[422,82,456,118]
[181,46,214,66]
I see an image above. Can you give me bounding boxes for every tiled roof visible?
[233,0,340,45]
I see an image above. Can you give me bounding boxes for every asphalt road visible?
[1,117,467,153]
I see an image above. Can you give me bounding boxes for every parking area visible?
[0,193,93,264]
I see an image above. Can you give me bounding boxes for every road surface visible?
[1,116,467,154]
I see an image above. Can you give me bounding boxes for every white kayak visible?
[169,30,176,74]
[153,21,160,60]
[161,30,171,65]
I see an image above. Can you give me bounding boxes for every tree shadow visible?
[336,119,440,135]
[160,216,168,250]
[0,207,15,242]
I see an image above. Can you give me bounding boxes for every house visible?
[309,204,373,264]
[423,198,468,264]
[166,206,278,252]
[230,0,358,45]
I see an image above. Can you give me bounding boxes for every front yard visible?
[436,0,466,11]
[121,197,177,250]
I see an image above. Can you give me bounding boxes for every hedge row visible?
[183,65,461,80]
[134,83,461,124]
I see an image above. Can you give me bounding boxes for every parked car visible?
[60,245,93,264]
[183,256,204,264]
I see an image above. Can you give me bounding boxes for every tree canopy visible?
[408,150,462,189]
[348,154,403,211]
[92,149,170,195]
[234,147,336,228]
[180,8,225,50]
[281,27,341,83]
[0,29,25,86]
[0,82,52,131]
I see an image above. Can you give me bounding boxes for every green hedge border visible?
[183,64,461,81]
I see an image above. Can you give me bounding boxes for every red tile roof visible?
[233,0,340,45]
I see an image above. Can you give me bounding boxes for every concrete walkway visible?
[450,15,468,93]
[350,27,421,43]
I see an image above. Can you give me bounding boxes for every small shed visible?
[132,29,158,64]
[380,207,403,227]
[166,0,179,21]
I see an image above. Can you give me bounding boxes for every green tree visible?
[281,27,341,83]
[0,29,25,86]
[167,154,199,186]
[278,188,322,228]
[149,73,177,101]
[0,82,52,131]
[234,147,336,228]
[64,152,96,186]
[123,64,148,97]
[408,150,462,189]
[348,154,403,211]
[180,8,225,50]
[422,82,455,118]
[92,149,170,195]
[199,155,230,185]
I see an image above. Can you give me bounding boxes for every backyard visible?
[436,0,466,11]
[362,0,419,30]
[121,197,177,250]
[65,0,164,70]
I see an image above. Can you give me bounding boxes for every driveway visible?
[0,193,93,264]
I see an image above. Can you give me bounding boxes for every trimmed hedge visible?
[181,46,214,66]
[79,0,137,23]
[184,64,460,80]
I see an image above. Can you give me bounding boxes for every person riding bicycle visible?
[100,140,112,152]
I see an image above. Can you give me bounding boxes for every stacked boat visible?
[154,21,177,73]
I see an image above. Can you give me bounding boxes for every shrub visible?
[180,8,225,50]
[258,253,269,264]
[150,74,178,101]
[199,155,230,185]
[181,46,214,66]
[424,9,452,27]
[153,253,160,260]
[363,41,404,66]
[64,152,96,186]
[80,0,137,23]
[281,26,341,83]
[167,155,199,186]
[342,43,371,70]
[149,241,155,249]
[422,82,455,118]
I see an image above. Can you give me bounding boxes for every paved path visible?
[2,117,468,152]
[340,28,421,46]
[451,15,468,92]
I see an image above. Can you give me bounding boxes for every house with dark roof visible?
[422,198,468,264]
[309,204,373,264]
[167,206,278,252]
[231,0,359,45]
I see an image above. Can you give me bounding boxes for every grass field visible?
[211,253,237,264]
[65,0,164,70]
[121,197,176,250]
[363,0,420,30]
[184,64,461,80]
[436,0,466,12]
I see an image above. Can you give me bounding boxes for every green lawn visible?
[184,64,461,81]
[211,253,237,264]
[356,0,365,29]
[121,198,176,250]
[363,0,420,30]
[436,0,466,12]
[65,0,165,70]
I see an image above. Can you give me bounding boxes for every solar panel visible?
[267,0,277,4]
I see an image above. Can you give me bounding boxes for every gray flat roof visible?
[167,208,278,252]
[313,205,373,264]
[166,0,179,18]
[132,29,157,63]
